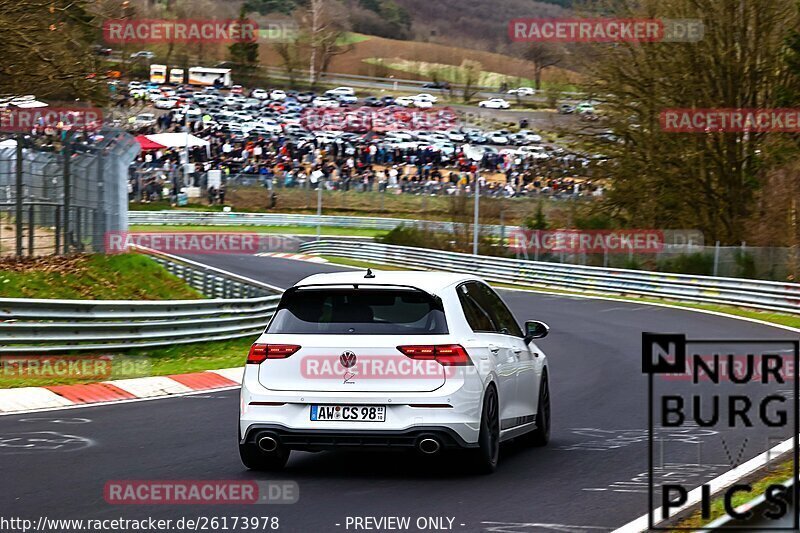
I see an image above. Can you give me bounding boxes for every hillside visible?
[259,33,580,87]
[394,0,568,51]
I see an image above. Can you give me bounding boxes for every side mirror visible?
[524,320,550,343]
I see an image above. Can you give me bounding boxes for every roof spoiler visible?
[282,283,441,303]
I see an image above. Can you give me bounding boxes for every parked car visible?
[336,94,358,106]
[414,93,439,104]
[130,50,155,60]
[312,97,340,108]
[297,92,316,103]
[518,130,543,143]
[558,104,575,114]
[422,81,451,90]
[478,98,511,109]
[134,113,156,128]
[326,86,356,97]
[486,131,510,144]
[508,87,536,96]
[154,98,179,110]
[445,130,466,142]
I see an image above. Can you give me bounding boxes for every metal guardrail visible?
[0,248,280,353]
[298,240,800,314]
[128,210,510,236]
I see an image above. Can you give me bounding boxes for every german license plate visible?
[310,405,385,422]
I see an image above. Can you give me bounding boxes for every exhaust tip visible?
[418,437,441,455]
[257,435,279,453]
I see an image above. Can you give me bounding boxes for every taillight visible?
[247,344,301,364]
[397,344,471,366]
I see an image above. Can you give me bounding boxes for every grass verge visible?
[670,459,794,531]
[0,338,252,388]
[0,253,203,300]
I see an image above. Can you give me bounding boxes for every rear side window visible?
[267,288,448,335]
[458,282,523,337]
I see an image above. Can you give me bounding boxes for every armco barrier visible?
[0,248,280,353]
[128,211,509,236]
[298,240,800,314]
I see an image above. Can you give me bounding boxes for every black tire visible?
[520,372,550,447]
[239,439,290,471]
[469,385,500,474]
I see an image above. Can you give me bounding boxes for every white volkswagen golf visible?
[239,270,551,473]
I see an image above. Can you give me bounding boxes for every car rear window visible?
[267,288,448,335]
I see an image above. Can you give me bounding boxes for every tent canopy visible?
[145,133,209,148]
[135,135,166,151]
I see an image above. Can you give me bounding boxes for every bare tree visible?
[580,0,800,245]
[0,0,104,103]
[458,60,483,103]
[302,0,349,86]
[523,43,563,91]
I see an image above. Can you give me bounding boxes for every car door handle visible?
[488,344,501,354]
[511,348,523,354]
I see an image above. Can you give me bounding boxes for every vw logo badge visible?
[340,351,357,368]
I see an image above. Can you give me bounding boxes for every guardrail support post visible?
[15,133,23,257]
[54,205,61,255]
[27,205,34,257]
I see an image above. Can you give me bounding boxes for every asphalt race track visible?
[2,254,797,533]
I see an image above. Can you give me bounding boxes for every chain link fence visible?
[0,130,140,256]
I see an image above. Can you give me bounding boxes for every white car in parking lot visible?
[394,96,416,107]
[252,89,269,100]
[518,129,543,143]
[414,93,439,104]
[154,98,179,109]
[508,87,535,96]
[326,86,356,97]
[134,113,156,128]
[239,270,551,473]
[312,97,340,108]
[479,98,511,109]
[445,129,466,142]
[486,131,510,145]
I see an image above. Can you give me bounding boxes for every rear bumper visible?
[242,424,477,451]
[239,368,484,446]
